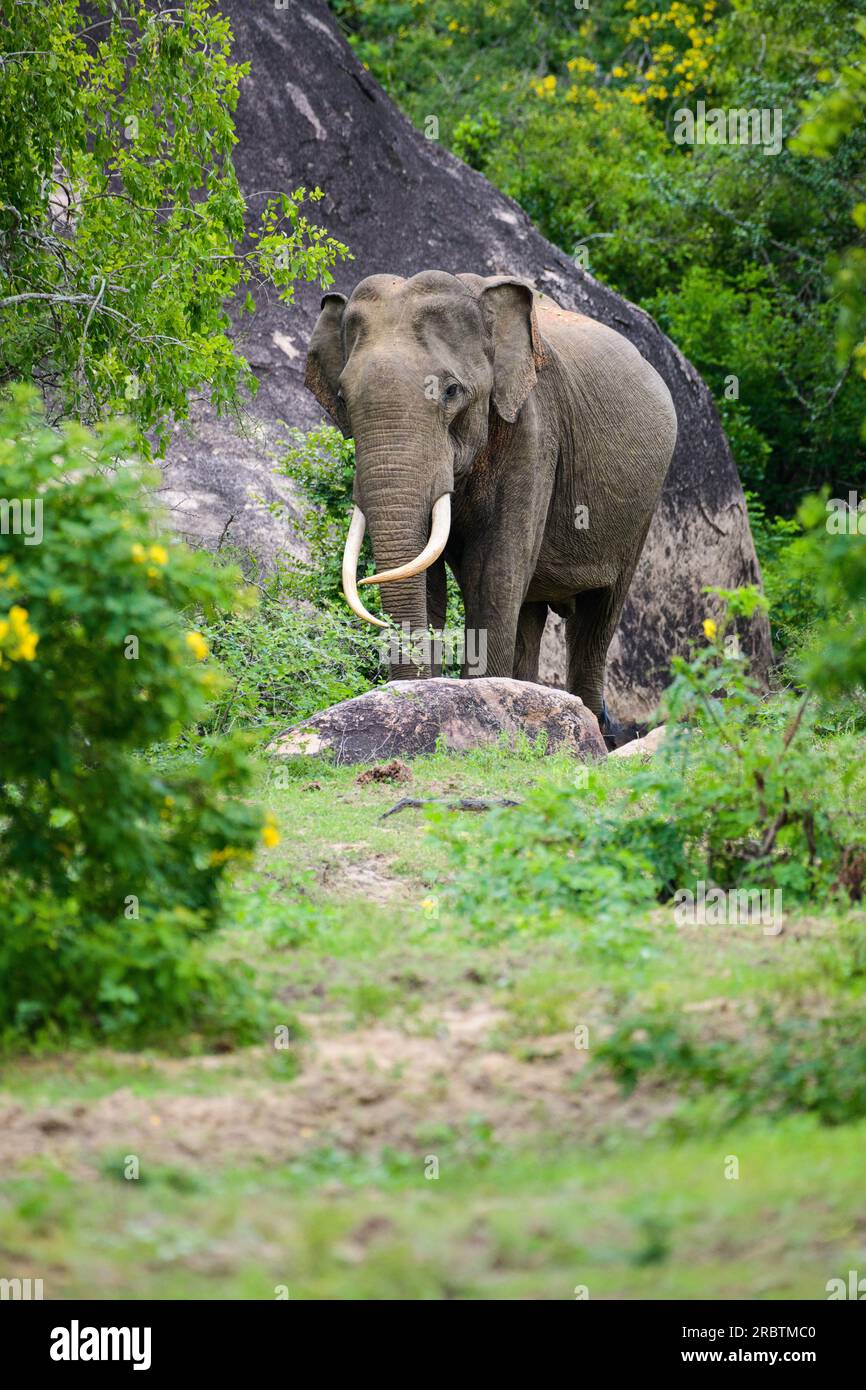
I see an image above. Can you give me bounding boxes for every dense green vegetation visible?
[0,0,348,451]
[0,389,275,1048]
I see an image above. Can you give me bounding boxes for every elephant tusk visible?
[341,506,389,628]
[359,493,451,587]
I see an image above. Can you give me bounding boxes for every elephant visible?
[305,269,678,743]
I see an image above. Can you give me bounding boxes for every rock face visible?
[609,724,668,759]
[158,0,772,723]
[269,678,607,766]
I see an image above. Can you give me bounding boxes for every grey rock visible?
[609,724,668,758]
[269,677,607,765]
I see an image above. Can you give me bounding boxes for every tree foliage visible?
[0,0,349,453]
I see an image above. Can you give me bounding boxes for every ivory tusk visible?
[341,506,389,628]
[359,494,451,587]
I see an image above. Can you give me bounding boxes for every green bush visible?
[199,574,385,736]
[0,891,263,1051]
[440,585,866,938]
[0,386,273,1048]
[746,494,817,663]
[796,492,866,707]
[277,425,375,609]
[598,995,866,1128]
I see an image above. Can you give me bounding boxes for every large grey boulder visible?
[158,0,772,723]
[269,678,607,766]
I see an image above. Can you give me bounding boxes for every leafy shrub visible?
[598,995,866,1128]
[199,573,385,736]
[440,585,866,938]
[796,493,866,707]
[1,892,263,1050]
[746,494,817,663]
[277,425,375,609]
[0,387,272,1047]
[746,490,866,738]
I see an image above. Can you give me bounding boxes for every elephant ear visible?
[476,277,546,424]
[304,292,350,435]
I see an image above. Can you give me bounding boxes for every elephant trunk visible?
[342,429,452,679]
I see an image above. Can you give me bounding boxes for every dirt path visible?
[0,1004,673,1176]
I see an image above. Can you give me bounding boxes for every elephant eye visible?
[442,382,461,403]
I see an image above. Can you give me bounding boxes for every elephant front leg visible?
[426,559,448,678]
[458,551,530,679]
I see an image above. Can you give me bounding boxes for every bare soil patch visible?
[0,1004,675,1177]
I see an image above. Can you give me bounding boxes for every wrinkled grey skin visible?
[305,270,677,732]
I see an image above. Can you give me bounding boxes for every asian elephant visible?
[304,270,677,743]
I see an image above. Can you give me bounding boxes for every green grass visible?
[1,743,864,1298]
[3,1120,865,1299]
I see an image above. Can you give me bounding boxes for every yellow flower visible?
[261,813,280,849]
[148,544,169,566]
[131,543,146,563]
[185,631,209,661]
[531,72,557,96]
[13,630,38,661]
[4,606,39,661]
[703,618,717,640]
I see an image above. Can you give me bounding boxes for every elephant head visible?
[304,270,544,672]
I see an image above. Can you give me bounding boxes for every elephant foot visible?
[599,698,639,752]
